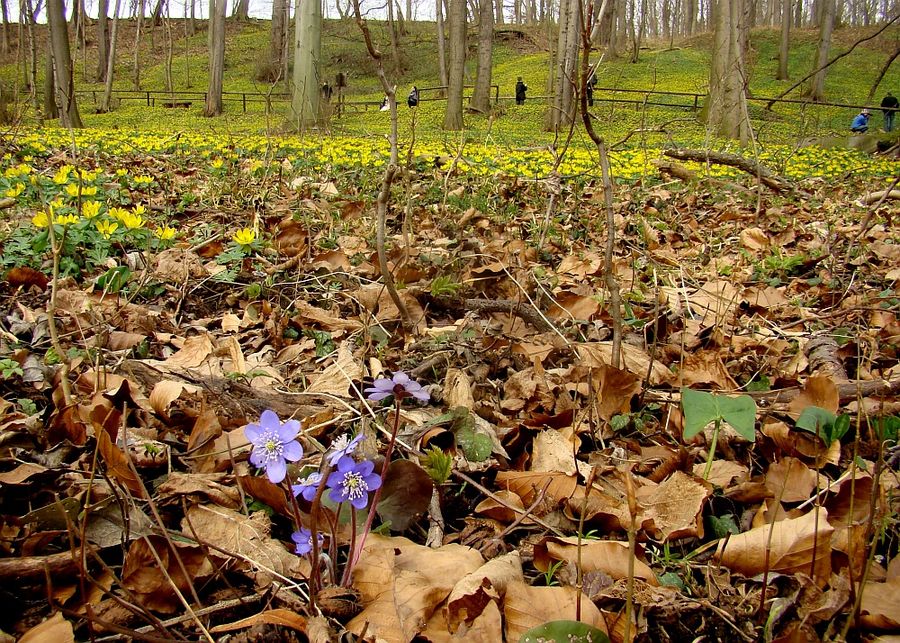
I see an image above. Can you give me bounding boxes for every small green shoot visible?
[422,446,453,485]
[795,406,850,447]
[681,388,757,480]
[0,358,24,379]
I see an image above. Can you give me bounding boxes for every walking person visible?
[850,108,871,133]
[586,72,597,107]
[881,92,898,132]
[515,77,528,105]
[407,86,419,108]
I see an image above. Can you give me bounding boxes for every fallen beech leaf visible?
[592,364,642,421]
[636,470,712,541]
[496,470,577,506]
[533,537,658,585]
[0,462,47,484]
[859,578,900,630]
[122,536,213,613]
[347,534,484,643]
[576,342,672,385]
[376,460,434,531]
[97,429,145,497]
[789,376,840,419]
[209,608,308,634]
[530,428,579,475]
[765,457,818,503]
[716,509,834,582]
[474,489,527,523]
[503,582,608,642]
[444,368,475,409]
[447,551,523,632]
[164,333,215,369]
[156,473,241,509]
[306,343,363,396]
[19,612,74,643]
[149,380,201,417]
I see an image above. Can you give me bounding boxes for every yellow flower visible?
[52,166,73,184]
[133,175,153,185]
[4,183,24,198]
[32,211,50,228]
[108,206,129,220]
[232,227,257,247]
[82,185,98,196]
[154,225,176,240]
[116,169,128,177]
[56,213,79,226]
[210,159,224,169]
[95,220,118,238]
[121,212,144,229]
[132,204,146,216]
[50,197,65,210]
[65,183,80,197]
[82,200,102,218]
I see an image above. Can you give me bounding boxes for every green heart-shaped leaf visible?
[718,394,757,442]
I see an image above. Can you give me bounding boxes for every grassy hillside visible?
[1,17,898,148]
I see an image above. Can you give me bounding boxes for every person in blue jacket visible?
[850,108,871,133]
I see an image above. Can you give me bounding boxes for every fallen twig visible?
[664,148,798,194]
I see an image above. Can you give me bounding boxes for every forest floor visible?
[0,118,898,642]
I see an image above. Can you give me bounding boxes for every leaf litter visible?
[0,142,899,642]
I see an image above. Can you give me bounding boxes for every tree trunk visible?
[436,0,448,93]
[1,0,10,55]
[189,0,196,34]
[22,0,38,108]
[443,0,465,130]
[865,46,899,103]
[470,0,493,112]
[685,0,697,34]
[151,0,165,26]
[132,0,144,89]
[806,0,833,101]
[232,0,249,20]
[259,0,288,82]
[546,0,569,130]
[494,0,503,23]
[43,48,57,119]
[290,0,322,129]
[47,0,83,127]
[204,0,226,116]
[163,6,173,91]
[386,0,401,72]
[558,0,580,125]
[96,0,109,81]
[776,0,790,79]
[99,0,121,112]
[704,0,749,143]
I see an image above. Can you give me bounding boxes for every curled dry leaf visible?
[149,379,201,418]
[533,536,659,585]
[503,581,608,642]
[156,472,241,509]
[576,342,673,386]
[474,489,527,523]
[306,343,363,397]
[859,578,900,630]
[208,608,308,634]
[765,457,819,504]
[122,536,213,613]
[716,509,834,582]
[19,612,74,643]
[446,551,524,632]
[636,470,712,541]
[788,375,840,419]
[495,470,577,507]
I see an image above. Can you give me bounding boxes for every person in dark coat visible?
[586,72,597,107]
[850,108,870,133]
[880,92,898,132]
[515,77,527,105]
[407,86,419,108]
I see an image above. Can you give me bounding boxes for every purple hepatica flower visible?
[245,410,303,484]
[291,528,323,557]
[326,432,364,466]
[364,371,429,403]
[291,471,323,502]
[327,456,382,510]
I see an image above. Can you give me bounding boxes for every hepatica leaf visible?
[682,388,756,442]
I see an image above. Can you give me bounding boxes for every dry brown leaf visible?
[692,460,749,488]
[687,280,741,325]
[209,608,308,634]
[446,551,523,632]
[156,473,241,509]
[182,505,300,584]
[789,376,840,419]
[495,471,577,506]
[576,342,673,385]
[0,462,47,484]
[97,429,145,497]
[346,534,484,643]
[474,489,527,523]
[19,612,74,643]
[444,368,475,409]
[292,300,363,332]
[677,349,739,388]
[547,289,601,322]
[305,343,362,397]
[106,331,147,351]
[122,536,213,613]
[859,578,900,630]
[530,428,579,475]
[716,509,834,582]
[163,333,215,369]
[533,536,658,585]
[765,457,818,503]
[503,581,608,642]
[149,380,201,417]
[740,227,770,252]
[636,471,712,541]
[592,364,642,421]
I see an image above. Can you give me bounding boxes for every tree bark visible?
[443,0,465,130]
[776,0,790,79]
[1,0,10,55]
[865,46,900,103]
[494,0,503,23]
[386,0,401,72]
[470,0,493,112]
[258,0,288,81]
[43,48,57,119]
[232,0,249,20]
[96,0,109,81]
[806,0,834,102]
[99,0,121,112]
[436,0,448,93]
[47,0,83,127]
[132,0,144,89]
[290,0,322,129]
[204,0,226,116]
[704,0,749,143]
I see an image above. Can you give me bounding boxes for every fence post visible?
[243,93,247,113]
[146,92,151,106]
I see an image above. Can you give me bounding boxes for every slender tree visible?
[204,0,226,116]
[290,0,322,128]
[96,0,109,81]
[806,0,834,101]
[232,0,249,20]
[705,0,749,142]
[443,0,466,129]
[1,0,10,55]
[436,0,448,92]
[47,0,83,127]
[259,0,289,81]
[99,0,121,112]
[470,0,494,112]
[132,0,144,89]
[776,0,790,79]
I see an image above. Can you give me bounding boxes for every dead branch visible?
[664,148,797,194]
[0,548,88,582]
[854,189,900,206]
[435,296,553,332]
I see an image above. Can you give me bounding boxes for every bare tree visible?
[776,0,790,79]
[204,0,226,116]
[232,0,249,20]
[443,0,465,130]
[1,0,10,55]
[705,0,749,142]
[258,0,289,82]
[386,0,401,71]
[47,0,83,127]
[436,0,448,92]
[470,0,494,112]
[99,0,121,112]
[290,0,322,129]
[806,0,834,101]
[96,0,109,81]
[132,0,144,89]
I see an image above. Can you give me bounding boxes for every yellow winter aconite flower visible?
[65,183,80,197]
[121,212,144,229]
[50,197,65,210]
[116,169,128,177]
[210,159,224,169]
[5,183,24,198]
[232,227,257,247]
[53,165,74,184]
[55,213,79,226]
[132,204,146,216]
[154,225,176,240]
[133,175,153,185]
[108,206,129,220]
[32,211,50,228]
[95,220,118,238]
[81,200,102,218]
